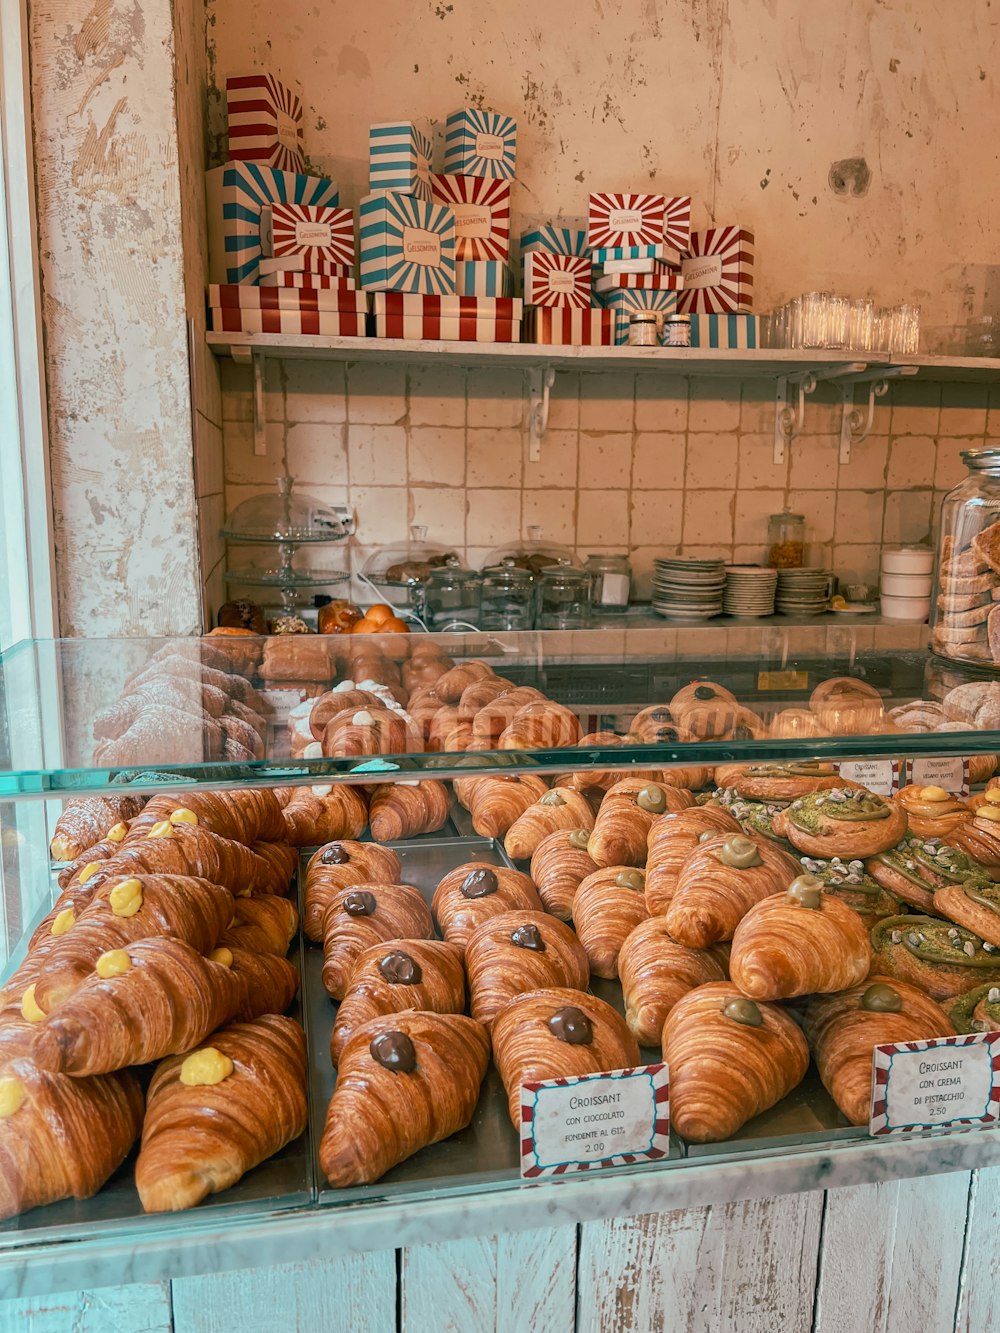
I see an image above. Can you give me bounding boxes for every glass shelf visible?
[223,568,350,588]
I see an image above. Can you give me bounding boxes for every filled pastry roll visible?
[529,829,599,921]
[572,867,650,980]
[866,836,991,912]
[431,863,542,956]
[303,841,402,942]
[619,917,728,1047]
[49,793,146,862]
[321,883,435,999]
[665,833,800,948]
[933,879,1000,947]
[948,983,1000,1033]
[465,910,589,1030]
[792,855,901,929]
[128,790,286,846]
[870,914,1000,1002]
[772,788,907,858]
[644,807,741,915]
[503,787,597,861]
[893,784,973,840]
[587,778,694,869]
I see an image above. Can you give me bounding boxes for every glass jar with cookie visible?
[931,448,1000,667]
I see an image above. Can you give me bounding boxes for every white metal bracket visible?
[251,350,267,456]
[773,372,817,465]
[527,366,556,463]
[838,365,918,465]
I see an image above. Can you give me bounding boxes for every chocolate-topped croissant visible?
[503,787,596,861]
[529,829,599,920]
[491,988,641,1127]
[619,917,728,1046]
[662,982,809,1142]
[136,1014,308,1212]
[126,790,286,846]
[587,778,695,868]
[368,780,450,842]
[49,793,146,862]
[431,863,542,955]
[303,841,402,942]
[330,939,465,1066]
[572,867,650,979]
[665,833,800,948]
[464,910,589,1030]
[320,1012,490,1187]
[280,786,368,846]
[452,774,549,839]
[0,1061,144,1221]
[644,807,741,915]
[320,883,435,999]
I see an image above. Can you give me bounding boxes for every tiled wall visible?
[217,365,999,615]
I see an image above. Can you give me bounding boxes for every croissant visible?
[227,949,300,1022]
[809,677,885,735]
[945,812,1000,872]
[465,910,589,1030]
[32,874,235,1013]
[572,867,650,979]
[431,863,542,955]
[491,988,641,1128]
[870,915,1000,1001]
[219,894,299,956]
[434,660,496,704]
[303,841,402,942]
[772,788,907,858]
[56,835,128,889]
[665,832,800,948]
[727,762,847,803]
[498,701,582,750]
[628,705,697,745]
[308,688,385,740]
[49,793,146,861]
[949,983,1000,1034]
[321,883,435,999]
[136,1014,308,1212]
[368,780,450,842]
[456,676,515,717]
[321,705,422,758]
[406,686,447,742]
[588,779,694,868]
[804,978,955,1125]
[127,790,286,845]
[402,650,454,693]
[320,1012,490,1188]
[892,783,972,840]
[330,939,465,1066]
[249,841,298,897]
[619,917,728,1046]
[280,785,368,846]
[469,687,547,747]
[529,829,599,920]
[793,854,902,928]
[728,877,873,1000]
[452,773,549,838]
[30,937,241,1076]
[0,1061,144,1221]
[426,705,473,753]
[662,982,809,1142]
[644,807,741,915]
[503,788,596,861]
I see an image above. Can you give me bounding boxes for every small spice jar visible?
[585,553,632,616]
[627,311,660,347]
[479,558,536,632]
[538,564,591,629]
[767,509,806,569]
[424,565,481,631]
[662,313,692,348]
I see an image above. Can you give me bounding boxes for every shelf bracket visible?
[838,365,918,465]
[773,372,817,465]
[251,351,267,456]
[527,366,556,463]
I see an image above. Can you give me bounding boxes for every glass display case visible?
[3,624,1000,1290]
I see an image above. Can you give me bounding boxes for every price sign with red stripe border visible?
[869,1031,1000,1136]
[520,1064,669,1178]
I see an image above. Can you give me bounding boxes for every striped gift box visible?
[591,243,679,265]
[208,306,367,336]
[259,270,357,291]
[430,174,511,261]
[663,196,692,254]
[208,284,366,313]
[688,312,758,349]
[524,307,617,346]
[368,122,433,203]
[519,225,590,257]
[678,227,755,314]
[587,194,666,250]
[226,73,304,174]
[372,293,522,342]
[359,194,457,295]
[443,108,517,181]
[456,261,514,297]
[206,162,339,285]
[598,288,679,343]
[261,202,355,272]
[593,272,684,295]
[522,253,591,309]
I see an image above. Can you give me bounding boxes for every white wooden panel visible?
[956,1167,1000,1332]
[814,1181,901,1332]
[170,1255,396,1333]
[577,1192,823,1333]
[0,1284,171,1333]
[886,1172,970,1333]
[401,1227,576,1333]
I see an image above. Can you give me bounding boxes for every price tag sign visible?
[906,756,969,796]
[757,670,809,691]
[520,1064,669,1178]
[869,1032,1000,1136]
[836,759,900,797]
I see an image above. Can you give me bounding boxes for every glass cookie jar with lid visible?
[930,447,1000,668]
[767,509,806,569]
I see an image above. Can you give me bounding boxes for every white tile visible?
[739,386,773,433]
[284,361,347,422]
[738,432,789,490]
[789,434,838,490]
[685,490,737,544]
[348,485,408,545]
[466,489,522,546]
[883,489,933,545]
[408,426,466,486]
[936,436,973,488]
[733,489,783,545]
[577,490,629,545]
[631,431,685,489]
[890,381,941,436]
[630,490,683,545]
[347,423,407,486]
[831,542,882,589]
[628,547,666,600]
[408,364,467,427]
[223,418,285,485]
[286,422,348,486]
[523,429,578,490]
[787,488,835,544]
[578,432,632,488]
[679,542,734,562]
[522,489,576,544]
[408,487,466,546]
[733,542,767,565]
[466,367,524,428]
[547,373,581,431]
[840,435,888,488]
[941,383,989,436]
[580,372,635,432]
[687,378,741,432]
[887,435,936,489]
[347,362,408,424]
[834,490,885,543]
[685,434,738,489]
[466,427,523,487]
[633,376,687,431]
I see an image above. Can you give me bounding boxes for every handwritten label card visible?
[520,1064,669,1178]
[836,759,899,797]
[907,756,969,796]
[869,1032,1000,1136]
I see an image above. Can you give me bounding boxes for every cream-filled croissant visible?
[503,788,596,861]
[619,917,728,1047]
[665,833,800,948]
[572,867,650,979]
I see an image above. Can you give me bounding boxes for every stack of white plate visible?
[652,557,726,620]
[775,567,830,617]
[723,566,778,617]
[880,546,933,621]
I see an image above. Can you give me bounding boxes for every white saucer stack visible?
[723,566,778,617]
[880,546,933,620]
[652,557,726,620]
[775,567,830,617]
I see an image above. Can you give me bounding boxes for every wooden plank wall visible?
[2,1170,997,1332]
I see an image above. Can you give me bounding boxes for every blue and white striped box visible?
[519,225,590,257]
[444,108,517,180]
[368,122,432,203]
[359,193,457,295]
[598,288,680,344]
[456,260,514,297]
[591,242,681,265]
[206,162,339,285]
[688,312,758,349]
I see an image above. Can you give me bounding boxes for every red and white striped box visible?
[207,284,365,312]
[208,306,367,336]
[430,174,511,261]
[587,192,666,250]
[259,270,357,291]
[592,271,684,296]
[663,196,692,254]
[372,293,522,342]
[522,253,591,308]
[524,307,617,346]
[678,226,755,314]
[226,73,304,174]
[261,202,355,273]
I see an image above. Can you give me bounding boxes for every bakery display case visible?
[4,624,1000,1295]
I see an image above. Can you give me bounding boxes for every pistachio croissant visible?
[619,917,728,1046]
[587,778,695,869]
[665,833,801,948]
[321,884,435,1000]
[503,787,596,861]
[465,910,589,1030]
[431,863,542,956]
[529,829,599,920]
[572,867,650,980]
[303,841,402,942]
[644,807,741,915]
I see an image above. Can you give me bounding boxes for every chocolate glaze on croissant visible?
[465,910,589,1030]
[587,778,695,868]
[321,884,435,999]
[529,829,599,921]
[503,788,596,861]
[452,774,549,839]
[368,780,450,842]
[666,833,801,948]
[572,867,650,980]
[644,807,741,915]
[619,917,728,1046]
[431,863,542,956]
[303,841,402,942]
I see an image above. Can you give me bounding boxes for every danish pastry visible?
[870,914,1000,1002]
[772,787,907,858]
[868,836,990,913]
[726,762,847,803]
[893,784,972,840]
[933,880,1000,948]
[948,983,1000,1034]
[793,854,901,928]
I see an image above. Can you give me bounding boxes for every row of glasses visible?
[763,294,920,355]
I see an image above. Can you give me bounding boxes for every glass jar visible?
[661,314,691,348]
[627,311,660,347]
[423,565,482,631]
[479,558,536,631]
[930,448,1000,667]
[538,565,591,629]
[767,510,806,569]
[585,553,632,615]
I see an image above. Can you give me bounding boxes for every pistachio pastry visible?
[796,854,901,928]
[772,788,907,858]
[868,836,992,913]
[933,880,1000,948]
[946,983,1000,1034]
[728,762,846,803]
[870,914,1000,1002]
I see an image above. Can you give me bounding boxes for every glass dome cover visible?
[221,477,352,543]
[362,528,461,586]
[481,530,582,578]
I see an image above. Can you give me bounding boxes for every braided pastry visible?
[572,867,649,979]
[665,833,801,948]
[644,807,741,915]
[136,1015,308,1212]
[49,794,146,862]
[588,778,695,868]
[619,917,728,1046]
[492,988,640,1128]
[503,787,596,861]
[431,863,542,955]
[320,1012,490,1187]
[529,829,599,920]
[330,939,465,1066]
[220,894,299,956]
[281,786,368,846]
[369,780,450,842]
[321,883,434,999]
[465,910,589,1030]
[303,841,402,942]
[498,701,581,750]
[452,773,548,839]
